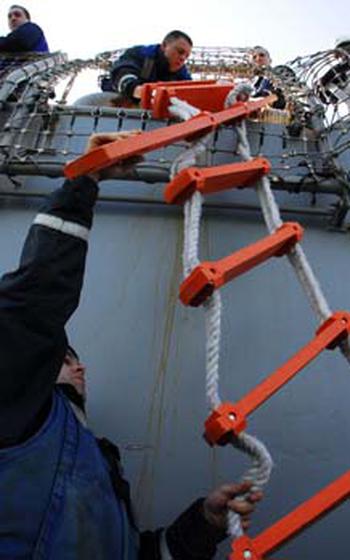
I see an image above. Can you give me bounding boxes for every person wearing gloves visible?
[101,30,192,102]
[0,4,49,53]
[0,130,262,559]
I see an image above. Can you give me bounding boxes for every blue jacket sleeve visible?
[0,176,98,446]
[111,46,146,99]
[178,65,192,80]
[0,22,44,52]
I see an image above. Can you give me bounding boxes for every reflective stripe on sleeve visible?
[118,73,138,93]
[33,213,89,242]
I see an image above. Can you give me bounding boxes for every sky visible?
[2,0,350,63]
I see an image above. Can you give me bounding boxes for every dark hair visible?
[67,345,80,361]
[163,30,193,47]
[252,45,270,56]
[9,5,30,19]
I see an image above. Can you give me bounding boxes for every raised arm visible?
[0,175,98,445]
[0,131,139,446]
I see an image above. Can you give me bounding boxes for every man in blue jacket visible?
[250,46,286,109]
[101,30,192,102]
[0,131,262,559]
[0,4,49,53]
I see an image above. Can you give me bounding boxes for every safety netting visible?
[0,47,350,226]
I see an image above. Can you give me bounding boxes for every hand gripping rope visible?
[65,81,350,557]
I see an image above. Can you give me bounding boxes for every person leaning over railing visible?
[101,30,192,103]
[0,4,49,53]
[250,45,286,109]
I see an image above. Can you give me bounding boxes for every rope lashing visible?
[168,94,273,540]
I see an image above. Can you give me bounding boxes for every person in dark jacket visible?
[102,30,192,102]
[0,130,262,559]
[250,45,286,109]
[0,4,49,53]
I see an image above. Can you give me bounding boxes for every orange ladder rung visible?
[64,96,276,179]
[164,158,271,204]
[180,222,303,307]
[141,80,217,112]
[141,82,235,118]
[204,311,350,443]
[230,469,350,559]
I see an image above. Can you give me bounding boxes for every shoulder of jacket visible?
[140,43,160,57]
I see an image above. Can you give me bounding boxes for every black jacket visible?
[0,21,49,52]
[0,176,225,558]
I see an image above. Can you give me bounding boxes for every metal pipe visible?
[0,187,333,217]
[0,162,346,195]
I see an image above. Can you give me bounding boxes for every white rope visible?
[169,93,274,540]
[227,432,273,538]
[168,96,201,121]
[183,192,202,276]
[235,118,350,364]
[204,291,222,410]
[168,98,224,411]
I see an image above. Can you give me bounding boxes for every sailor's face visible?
[57,351,87,398]
[162,38,192,72]
[8,7,28,31]
[252,50,270,67]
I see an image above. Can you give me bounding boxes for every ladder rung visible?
[64,96,276,179]
[180,222,303,307]
[230,469,350,559]
[141,80,216,111]
[164,158,271,204]
[141,82,235,118]
[204,311,350,443]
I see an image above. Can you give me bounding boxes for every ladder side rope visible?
[169,96,273,540]
[235,120,350,362]
[170,99,222,409]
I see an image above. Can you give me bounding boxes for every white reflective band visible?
[33,213,89,242]
[118,73,137,93]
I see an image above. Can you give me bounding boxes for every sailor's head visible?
[161,30,192,73]
[57,346,87,400]
[8,4,30,31]
[251,46,272,67]
[335,36,350,53]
